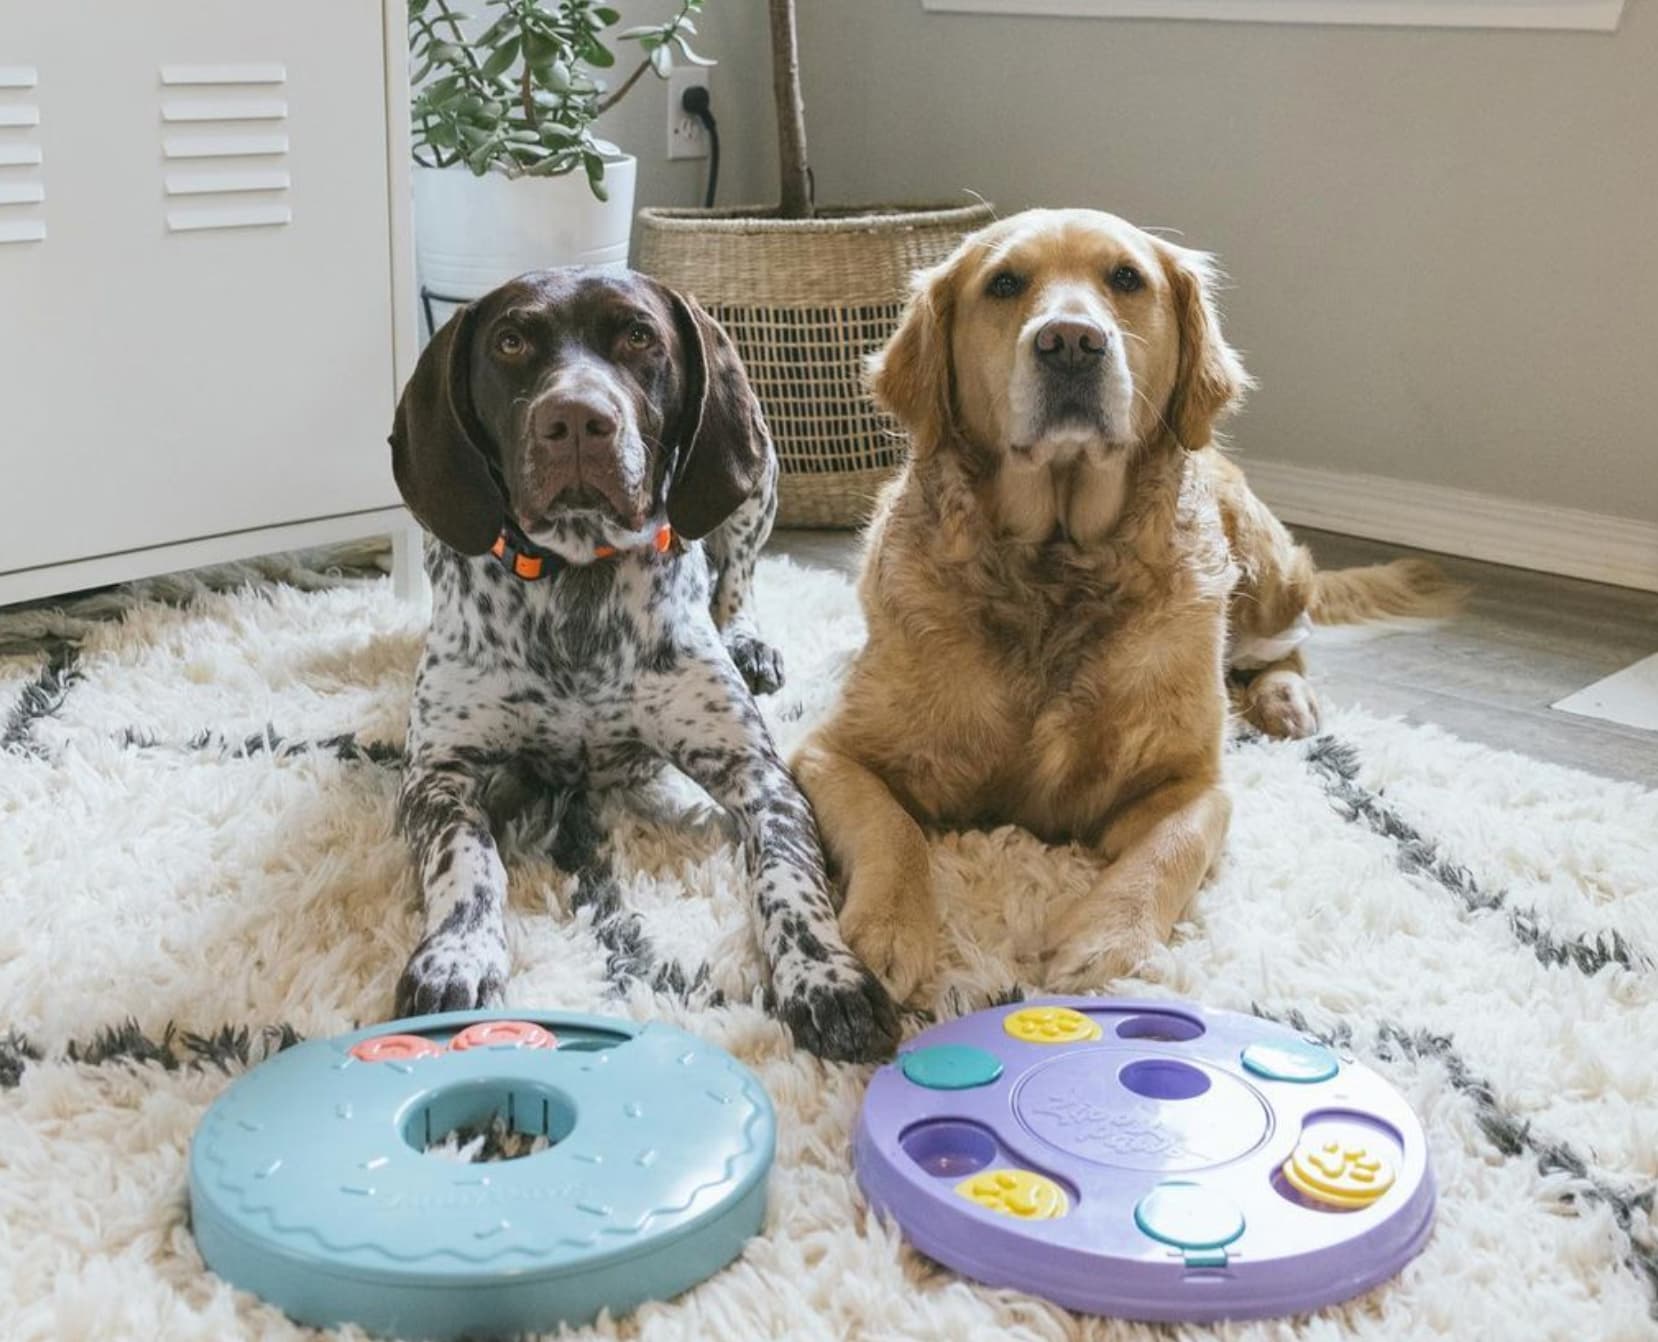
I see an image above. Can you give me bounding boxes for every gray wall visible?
[594,0,777,220]
[787,1,1657,523]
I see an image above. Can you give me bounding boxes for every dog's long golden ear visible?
[1161,244,1252,451]
[388,304,506,554]
[868,254,959,453]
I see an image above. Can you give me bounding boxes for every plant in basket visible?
[634,0,994,528]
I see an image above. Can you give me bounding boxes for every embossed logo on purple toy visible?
[1012,1049,1272,1172]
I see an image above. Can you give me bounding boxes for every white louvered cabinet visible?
[0,2,421,605]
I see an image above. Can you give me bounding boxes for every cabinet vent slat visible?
[167,203,292,233]
[0,66,36,89]
[161,97,288,123]
[0,105,40,128]
[0,218,46,244]
[0,144,42,167]
[164,168,291,197]
[0,182,45,205]
[163,133,288,160]
[161,63,286,86]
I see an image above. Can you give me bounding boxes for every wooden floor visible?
[767,527,1658,787]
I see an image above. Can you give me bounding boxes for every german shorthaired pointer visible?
[387,268,898,1062]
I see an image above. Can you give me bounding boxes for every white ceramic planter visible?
[413,154,637,316]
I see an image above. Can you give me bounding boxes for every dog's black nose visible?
[533,395,618,452]
[1034,318,1109,370]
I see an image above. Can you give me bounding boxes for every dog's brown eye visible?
[625,322,653,348]
[1109,264,1144,294]
[495,329,527,357]
[987,272,1026,299]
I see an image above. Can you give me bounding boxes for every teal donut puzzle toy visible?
[189,1009,775,1339]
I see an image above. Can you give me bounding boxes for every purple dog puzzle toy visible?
[853,998,1435,1322]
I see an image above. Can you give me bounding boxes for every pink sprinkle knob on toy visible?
[349,1034,444,1063]
[449,1020,557,1051]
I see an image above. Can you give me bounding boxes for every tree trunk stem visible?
[769,0,812,219]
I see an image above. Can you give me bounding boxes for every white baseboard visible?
[0,507,409,608]
[1239,458,1658,594]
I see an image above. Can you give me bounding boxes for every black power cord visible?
[680,85,719,210]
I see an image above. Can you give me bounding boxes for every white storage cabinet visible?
[0,2,422,605]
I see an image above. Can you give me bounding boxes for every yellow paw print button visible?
[1283,1136,1396,1210]
[1003,1006,1102,1045]
[955,1168,1070,1220]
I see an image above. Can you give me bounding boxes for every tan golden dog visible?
[793,208,1458,1003]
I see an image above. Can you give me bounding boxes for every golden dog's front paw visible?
[1042,896,1158,993]
[840,870,937,1006]
[1246,669,1321,740]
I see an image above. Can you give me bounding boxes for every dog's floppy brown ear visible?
[663,288,769,541]
[1161,244,1252,451]
[868,253,959,453]
[388,304,506,554]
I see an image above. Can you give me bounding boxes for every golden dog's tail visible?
[1308,557,1466,627]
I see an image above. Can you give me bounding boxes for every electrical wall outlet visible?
[666,68,710,161]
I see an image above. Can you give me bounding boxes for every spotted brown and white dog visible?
[387,268,898,1062]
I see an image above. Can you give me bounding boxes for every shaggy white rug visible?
[2,550,1657,1342]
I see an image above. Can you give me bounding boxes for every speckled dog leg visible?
[703,456,784,696]
[394,758,511,1016]
[635,649,898,1062]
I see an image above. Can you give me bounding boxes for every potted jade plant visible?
[635,0,993,527]
[409,0,709,326]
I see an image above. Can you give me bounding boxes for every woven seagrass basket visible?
[635,202,995,528]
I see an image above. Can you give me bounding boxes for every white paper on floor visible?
[1553,651,1658,732]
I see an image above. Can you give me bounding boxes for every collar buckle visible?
[489,524,553,581]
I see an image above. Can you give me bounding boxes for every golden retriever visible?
[793,208,1458,1003]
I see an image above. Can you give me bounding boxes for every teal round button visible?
[1134,1181,1245,1251]
[899,1044,1004,1091]
[1240,1039,1339,1084]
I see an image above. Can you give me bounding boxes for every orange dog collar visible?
[489,522,674,582]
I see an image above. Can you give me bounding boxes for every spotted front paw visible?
[727,633,785,697]
[777,954,900,1062]
[394,931,509,1017]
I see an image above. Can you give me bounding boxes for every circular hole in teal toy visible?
[1119,1059,1212,1101]
[1114,1012,1205,1043]
[404,1080,576,1163]
[900,1120,999,1178]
